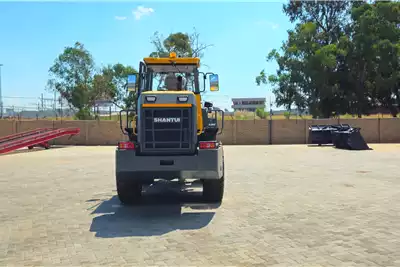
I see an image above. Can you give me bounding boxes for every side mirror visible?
[204,101,213,108]
[209,74,219,92]
[127,74,138,92]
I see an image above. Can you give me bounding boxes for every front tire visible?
[116,174,142,205]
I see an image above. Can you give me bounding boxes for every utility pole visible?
[53,91,56,111]
[269,95,272,119]
[41,93,44,111]
[267,88,273,145]
[0,64,3,119]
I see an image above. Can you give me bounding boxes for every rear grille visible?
[141,108,194,153]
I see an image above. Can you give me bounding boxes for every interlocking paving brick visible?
[0,144,400,266]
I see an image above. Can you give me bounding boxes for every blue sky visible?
[0,1,294,111]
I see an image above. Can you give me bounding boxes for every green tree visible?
[94,63,138,109]
[149,28,213,90]
[47,41,96,119]
[283,0,353,45]
[48,42,140,119]
[257,0,399,118]
[149,27,212,58]
[350,1,400,117]
[257,21,349,118]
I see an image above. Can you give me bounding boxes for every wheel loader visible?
[116,52,225,205]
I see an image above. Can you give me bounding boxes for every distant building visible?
[4,108,16,117]
[231,97,266,112]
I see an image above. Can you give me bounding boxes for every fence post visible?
[232,120,237,145]
[304,119,307,144]
[378,118,381,143]
[268,119,272,144]
[85,121,89,145]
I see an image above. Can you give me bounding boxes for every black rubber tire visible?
[203,177,224,202]
[116,176,142,205]
[203,161,225,202]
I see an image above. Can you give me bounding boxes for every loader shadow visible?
[89,180,220,238]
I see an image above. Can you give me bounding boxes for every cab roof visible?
[143,52,200,67]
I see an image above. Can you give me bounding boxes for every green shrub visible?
[255,108,268,119]
[74,108,94,120]
[283,111,291,119]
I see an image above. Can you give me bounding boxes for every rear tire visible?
[203,177,224,202]
[203,161,225,202]
[116,174,142,205]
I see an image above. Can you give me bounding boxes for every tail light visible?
[199,141,218,149]
[118,141,135,150]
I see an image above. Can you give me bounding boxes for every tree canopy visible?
[256,0,400,118]
[47,42,138,119]
[47,29,212,119]
[148,28,213,90]
[149,27,212,59]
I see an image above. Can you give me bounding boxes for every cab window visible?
[142,64,199,93]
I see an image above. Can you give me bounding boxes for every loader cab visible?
[126,52,220,96]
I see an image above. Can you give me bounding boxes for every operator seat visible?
[176,75,183,90]
[165,73,178,91]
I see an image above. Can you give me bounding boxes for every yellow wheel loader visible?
[116,52,225,205]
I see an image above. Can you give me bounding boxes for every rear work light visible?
[145,96,157,102]
[118,141,135,150]
[199,141,218,149]
[177,95,188,102]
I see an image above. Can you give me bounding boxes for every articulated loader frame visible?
[115,52,226,205]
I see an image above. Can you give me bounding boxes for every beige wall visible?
[1,118,399,145]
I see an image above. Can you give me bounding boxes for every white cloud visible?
[255,20,279,30]
[132,6,154,20]
[115,16,127,21]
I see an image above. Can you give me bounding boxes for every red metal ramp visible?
[0,128,52,143]
[0,128,80,155]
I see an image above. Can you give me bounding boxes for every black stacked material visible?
[332,127,370,150]
[308,124,351,145]
[308,123,369,150]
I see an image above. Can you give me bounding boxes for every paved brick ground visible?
[1,144,400,266]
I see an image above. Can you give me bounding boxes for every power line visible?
[3,96,39,100]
